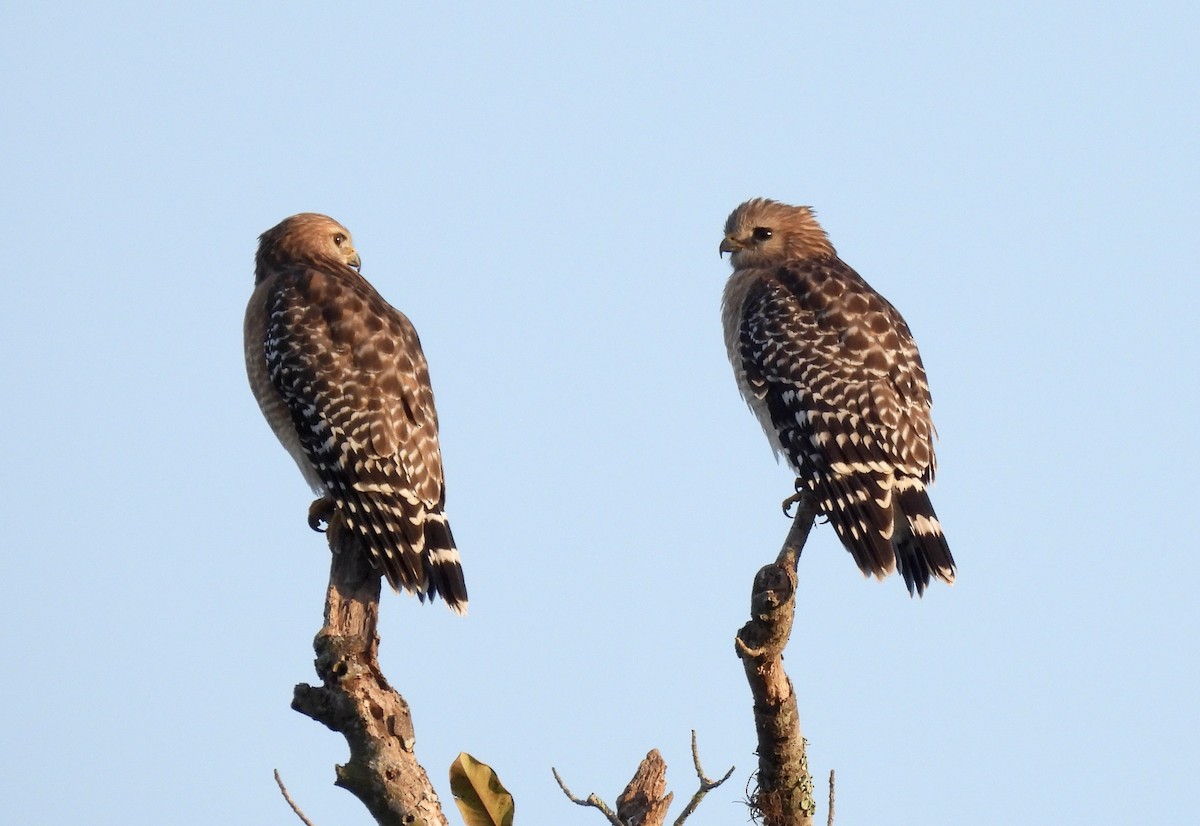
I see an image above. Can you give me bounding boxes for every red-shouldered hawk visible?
[720,199,955,595]
[245,213,467,613]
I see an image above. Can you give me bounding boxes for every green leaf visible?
[449,752,515,826]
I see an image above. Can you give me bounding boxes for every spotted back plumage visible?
[721,199,954,594]
[245,214,467,613]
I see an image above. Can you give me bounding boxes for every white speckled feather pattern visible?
[721,199,954,594]
[245,214,467,613]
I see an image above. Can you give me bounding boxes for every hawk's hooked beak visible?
[347,251,362,271]
[719,236,741,257]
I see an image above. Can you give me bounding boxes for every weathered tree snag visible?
[553,732,732,826]
[616,750,673,826]
[735,496,819,826]
[291,517,450,826]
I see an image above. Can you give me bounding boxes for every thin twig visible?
[552,767,624,826]
[274,769,318,826]
[672,731,736,826]
[826,770,835,826]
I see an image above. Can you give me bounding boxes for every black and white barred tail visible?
[330,489,468,614]
[803,473,955,596]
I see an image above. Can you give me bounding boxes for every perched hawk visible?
[720,198,955,595]
[245,213,467,613]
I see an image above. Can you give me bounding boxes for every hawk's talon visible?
[781,492,804,518]
[308,497,335,532]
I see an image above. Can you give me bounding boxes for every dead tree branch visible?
[616,750,673,826]
[735,496,819,826]
[290,517,450,826]
[553,768,624,826]
[672,731,735,826]
[554,736,732,826]
[274,769,318,826]
[826,769,835,826]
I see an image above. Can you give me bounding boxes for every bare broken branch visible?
[617,750,673,826]
[827,769,835,826]
[291,517,450,826]
[555,734,732,826]
[735,496,819,826]
[671,731,735,826]
[552,767,624,826]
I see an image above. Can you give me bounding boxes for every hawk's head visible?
[720,198,835,268]
[255,213,361,283]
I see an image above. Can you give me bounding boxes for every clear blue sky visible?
[4,3,1197,824]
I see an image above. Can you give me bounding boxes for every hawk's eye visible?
[333,233,345,246]
[752,227,773,241]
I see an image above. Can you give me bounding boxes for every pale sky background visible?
[3,2,1197,824]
